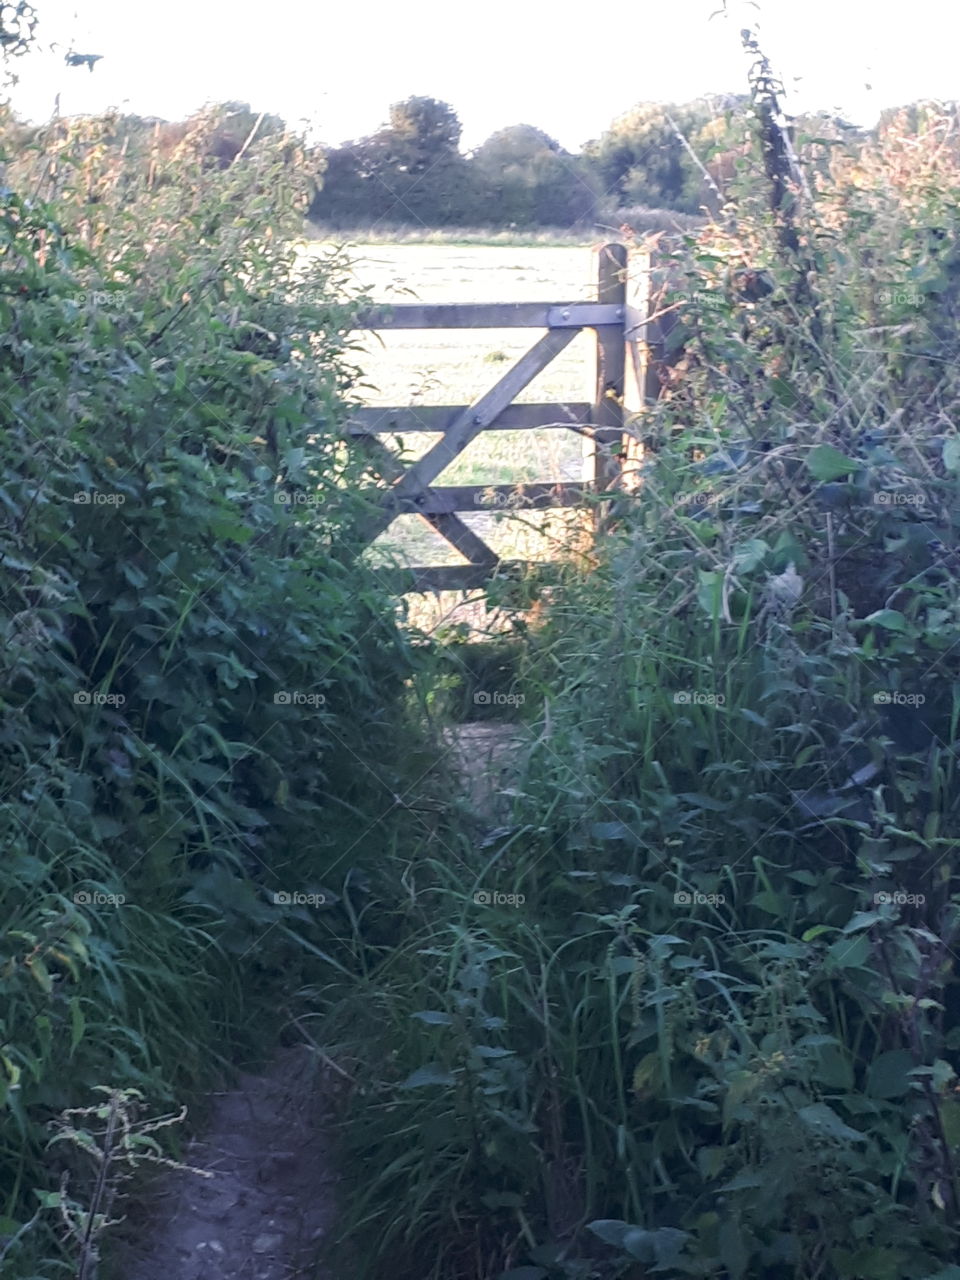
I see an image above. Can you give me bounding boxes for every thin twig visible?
[232,111,267,167]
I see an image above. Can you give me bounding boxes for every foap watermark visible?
[74,890,126,906]
[473,489,515,509]
[673,691,725,707]
[74,691,125,707]
[273,890,327,906]
[674,890,725,907]
[274,690,327,708]
[670,289,725,310]
[874,492,926,507]
[874,691,925,707]
[876,288,923,308]
[474,691,525,708]
[73,490,125,506]
[71,290,121,308]
[474,889,525,907]
[275,491,326,506]
[875,890,925,906]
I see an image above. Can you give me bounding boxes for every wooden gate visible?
[347,243,662,592]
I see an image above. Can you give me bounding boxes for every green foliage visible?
[586,96,748,214]
[0,107,429,1275]
[309,95,474,227]
[310,98,597,231]
[310,104,960,1280]
[471,126,597,228]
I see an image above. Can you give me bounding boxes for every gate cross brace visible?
[356,433,499,571]
[358,326,579,550]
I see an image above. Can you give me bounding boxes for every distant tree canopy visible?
[309,95,472,226]
[585,96,749,214]
[309,99,601,229]
[0,86,949,232]
[470,125,597,226]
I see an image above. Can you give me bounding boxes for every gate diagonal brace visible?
[358,327,579,548]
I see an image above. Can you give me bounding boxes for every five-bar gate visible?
[347,243,662,592]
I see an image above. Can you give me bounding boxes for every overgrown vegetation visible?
[7,17,960,1280]
[304,72,960,1280]
[0,104,434,1276]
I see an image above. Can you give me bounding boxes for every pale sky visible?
[5,0,960,151]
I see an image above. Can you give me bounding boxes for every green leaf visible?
[69,997,85,1053]
[751,889,787,915]
[810,1043,854,1090]
[732,538,769,572]
[398,1064,456,1089]
[942,436,960,474]
[718,1217,749,1280]
[26,957,52,993]
[410,1011,453,1025]
[208,517,254,544]
[866,1049,915,1099]
[827,933,871,969]
[696,569,724,620]
[587,1220,631,1248]
[842,910,886,933]
[697,1146,727,1178]
[807,444,859,482]
[863,608,908,632]
[797,1102,865,1142]
[676,792,729,811]
[33,1190,64,1209]
[629,1227,690,1264]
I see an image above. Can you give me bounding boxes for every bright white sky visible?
[6,0,960,150]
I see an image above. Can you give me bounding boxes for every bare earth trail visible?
[112,1047,337,1280]
[114,721,524,1280]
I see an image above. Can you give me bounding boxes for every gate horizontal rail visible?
[356,301,625,330]
[376,481,589,519]
[346,244,662,592]
[346,402,593,436]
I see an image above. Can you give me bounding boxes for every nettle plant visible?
[0,109,424,1273]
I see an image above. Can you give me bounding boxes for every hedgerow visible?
[0,107,428,1276]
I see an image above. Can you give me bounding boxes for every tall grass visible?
[308,97,960,1280]
[0,105,436,1277]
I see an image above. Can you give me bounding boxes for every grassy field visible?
[301,242,603,576]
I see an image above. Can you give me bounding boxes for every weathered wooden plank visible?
[621,247,661,493]
[389,561,531,593]
[425,513,499,566]
[356,302,623,330]
[346,402,593,436]
[359,327,579,547]
[585,244,627,498]
[401,482,589,516]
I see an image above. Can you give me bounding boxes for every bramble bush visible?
[0,107,431,1276]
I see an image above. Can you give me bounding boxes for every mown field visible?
[300,242,600,570]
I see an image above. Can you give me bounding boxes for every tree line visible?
[1,94,951,232]
[307,93,867,229]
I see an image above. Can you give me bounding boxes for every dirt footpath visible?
[112,1046,336,1280]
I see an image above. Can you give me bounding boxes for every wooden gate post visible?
[586,243,627,511]
[621,247,663,491]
